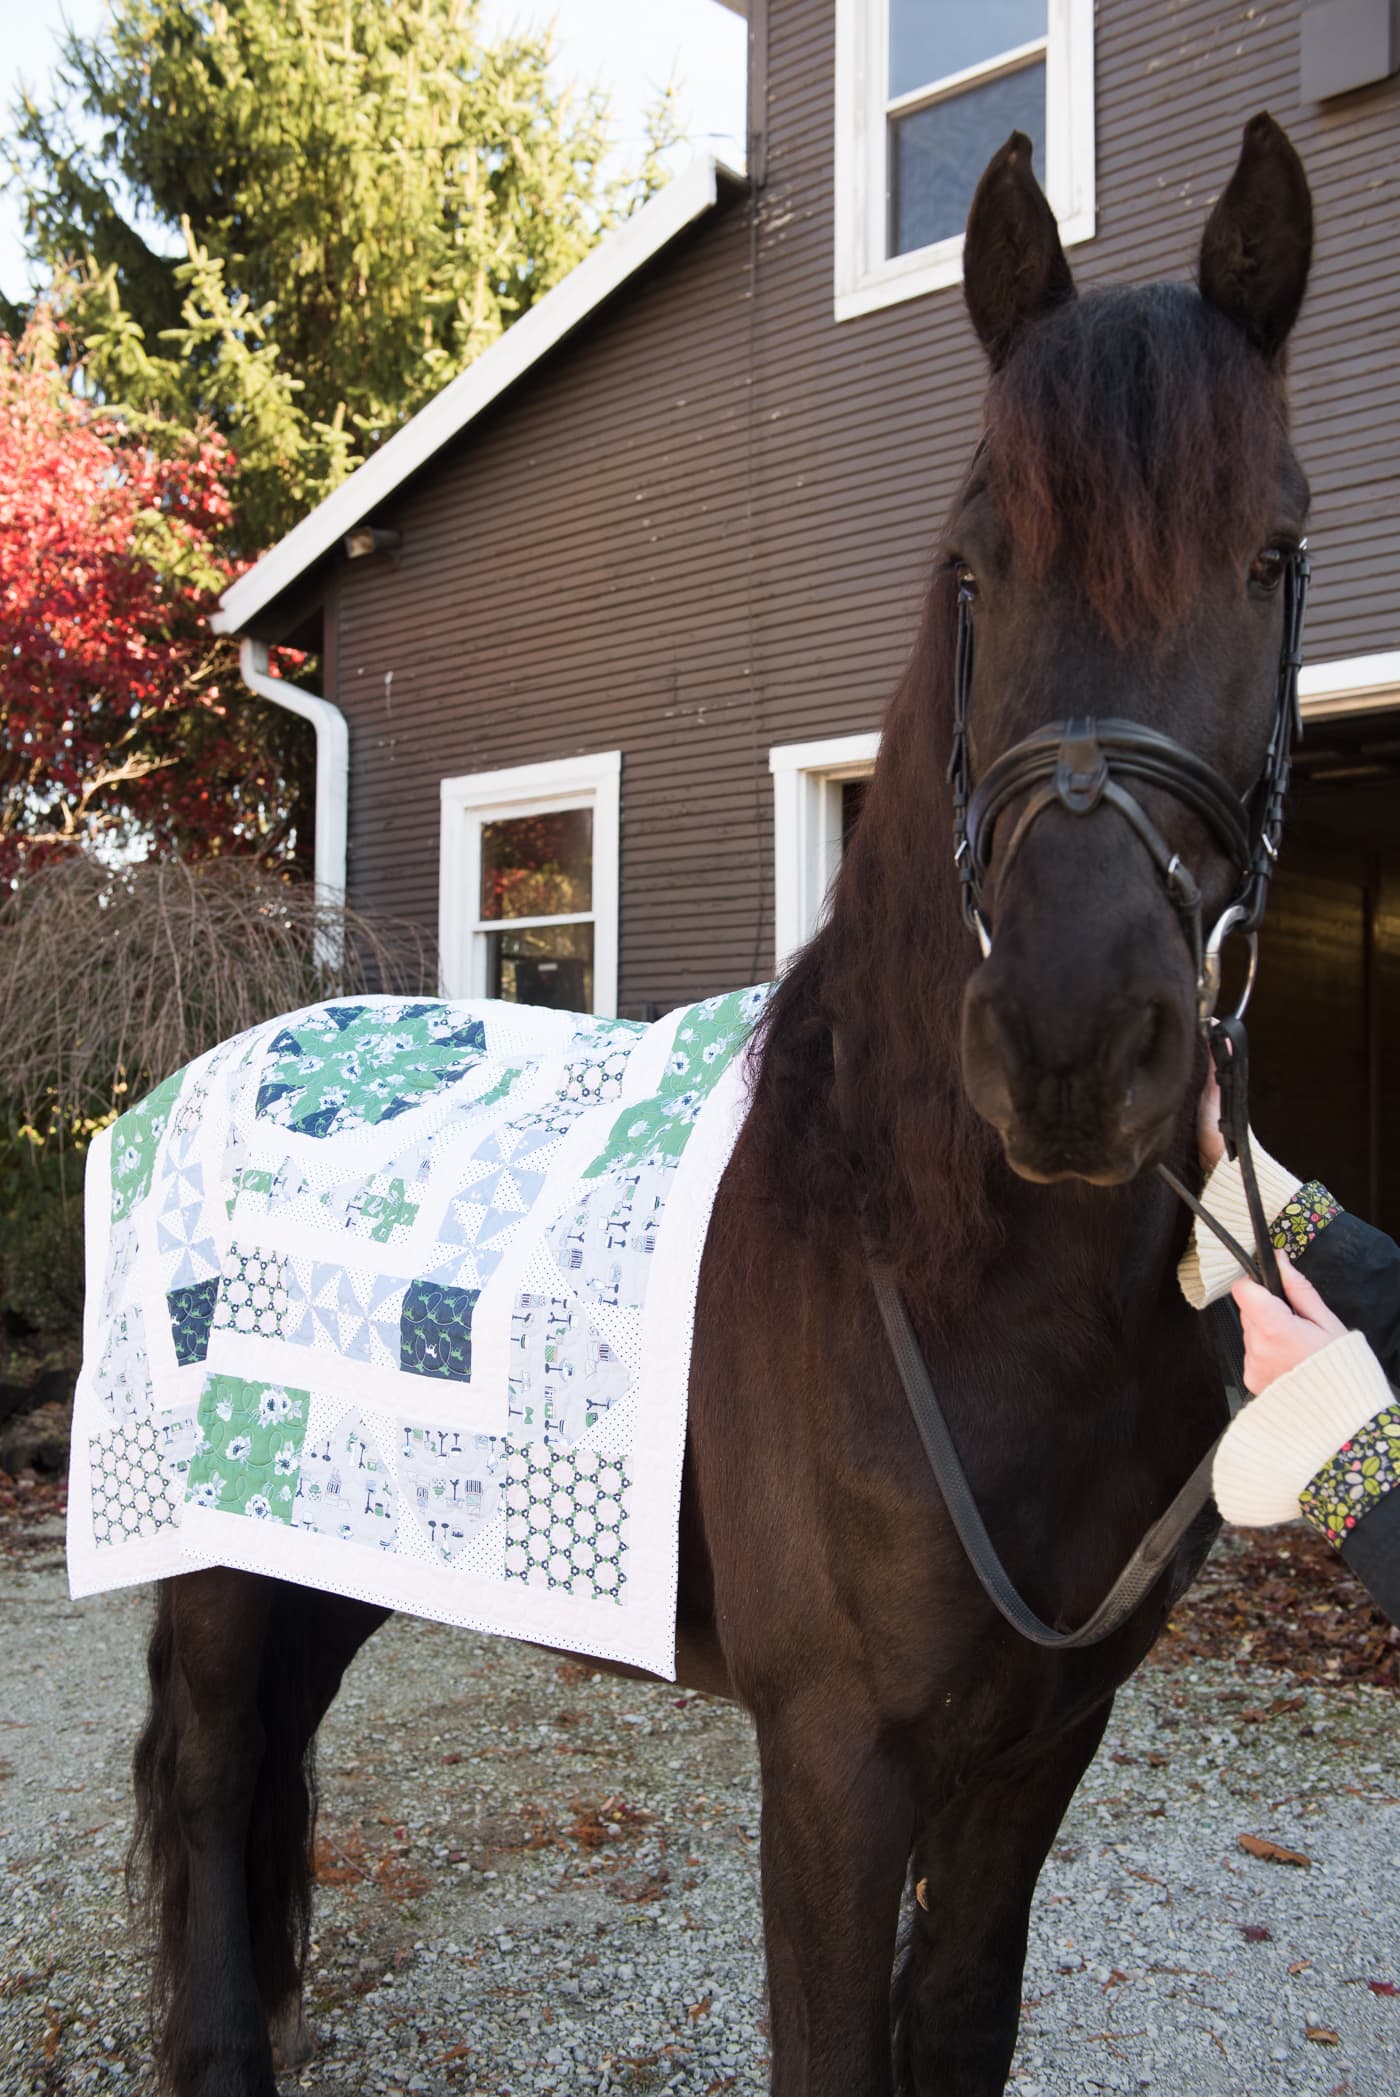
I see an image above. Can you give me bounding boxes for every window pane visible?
[890,62,1045,256]
[889,0,1045,99]
[480,807,592,922]
[485,922,594,1012]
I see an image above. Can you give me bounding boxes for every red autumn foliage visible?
[0,316,309,877]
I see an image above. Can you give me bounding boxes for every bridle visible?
[863,543,1314,1650]
[948,546,1311,1034]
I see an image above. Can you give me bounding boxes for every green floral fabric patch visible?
[254,1001,488,1139]
[186,1374,309,1521]
[1300,1404,1400,1548]
[582,985,770,1180]
[1269,1181,1342,1260]
[110,1070,184,1223]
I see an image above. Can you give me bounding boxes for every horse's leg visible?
[133,1568,276,2097]
[894,1701,1112,2096]
[132,1573,388,2095]
[254,1586,389,2073]
[755,1697,915,2097]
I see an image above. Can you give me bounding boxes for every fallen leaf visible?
[1368,1979,1398,1997]
[1289,1959,1312,1976]
[1238,1833,1311,1867]
[687,1994,712,2022]
[1240,1925,1273,1943]
[915,1876,929,1911]
[1305,2024,1340,2046]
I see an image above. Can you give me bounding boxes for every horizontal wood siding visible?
[331,0,1400,1011]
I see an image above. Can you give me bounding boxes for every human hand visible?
[1231,1253,1346,1394]
[1197,1065,1225,1173]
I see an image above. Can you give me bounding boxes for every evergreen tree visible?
[7,0,672,548]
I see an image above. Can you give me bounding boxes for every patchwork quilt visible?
[67,987,771,1677]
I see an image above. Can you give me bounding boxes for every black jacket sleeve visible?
[1295,1212,1400,1624]
[1297,1211,1400,1380]
[1338,1486,1400,1627]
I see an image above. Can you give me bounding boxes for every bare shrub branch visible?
[0,855,435,1132]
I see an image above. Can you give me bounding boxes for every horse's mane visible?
[741,285,1293,1318]
[741,558,1001,1316]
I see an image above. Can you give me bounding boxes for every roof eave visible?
[213,151,747,638]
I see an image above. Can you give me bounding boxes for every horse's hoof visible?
[268,1997,316,2072]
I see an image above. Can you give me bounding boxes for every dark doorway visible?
[1247,707,1400,1236]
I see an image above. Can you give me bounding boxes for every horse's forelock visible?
[981,285,1290,645]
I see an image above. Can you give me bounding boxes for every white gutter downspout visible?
[238,636,349,963]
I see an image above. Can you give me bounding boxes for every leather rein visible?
[866,547,1311,1650]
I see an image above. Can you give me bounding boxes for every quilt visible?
[66,986,771,1678]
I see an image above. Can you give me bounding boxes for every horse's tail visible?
[128,1577,326,2082]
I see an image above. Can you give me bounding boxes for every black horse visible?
[131,115,1313,2095]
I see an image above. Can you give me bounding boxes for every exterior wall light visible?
[343,525,401,559]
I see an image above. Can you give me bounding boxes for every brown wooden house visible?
[216,0,1400,1229]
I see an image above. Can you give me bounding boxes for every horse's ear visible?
[963,131,1076,369]
[1199,113,1313,360]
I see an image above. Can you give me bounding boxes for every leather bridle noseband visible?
[948,546,1310,1029]
[863,544,1315,1650]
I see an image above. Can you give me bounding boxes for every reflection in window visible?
[485,922,594,1012]
[891,64,1046,255]
[888,0,1045,98]
[885,1,1048,260]
[474,805,595,1011]
[479,808,593,921]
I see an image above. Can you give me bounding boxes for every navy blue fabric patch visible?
[295,1103,342,1140]
[167,1278,220,1367]
[400,1279,479,1381]
[254,1079,297,1117]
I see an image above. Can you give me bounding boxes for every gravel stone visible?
[0,1548,1396,2093]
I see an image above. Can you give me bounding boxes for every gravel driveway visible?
[2,1526,1397,2097]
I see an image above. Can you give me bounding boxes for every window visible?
[439,752,621,1013]
[834,0,1095,322]
[769,732,880,970]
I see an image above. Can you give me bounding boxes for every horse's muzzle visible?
[960,970,1193,1185]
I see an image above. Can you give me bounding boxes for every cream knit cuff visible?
[1212,1330,1396,1526]
[1176,1142,1304,1309]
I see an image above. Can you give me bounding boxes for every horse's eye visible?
[1250,545,1286,591]
[954,563,979,604]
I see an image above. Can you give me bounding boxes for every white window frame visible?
[769,731,881,971]
[1298,650,1400,721]
[438,751,621,1013]
[834,0,1096,323]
